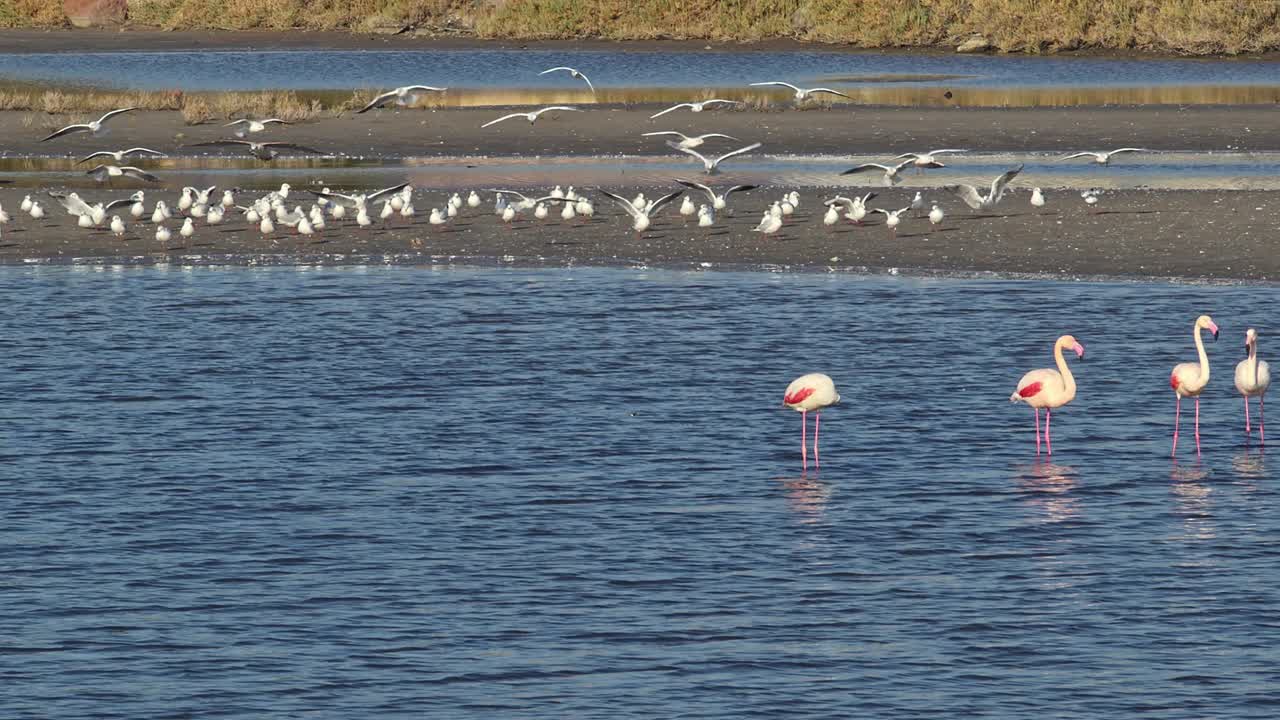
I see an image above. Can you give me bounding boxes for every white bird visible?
[449,193,463,209]
[467,191,481,208]
[0,204,8,224]
[429,208,448,226]
[910,191,925,215]
[600,189,683,235]
[1059,148,1151,164]
[77,213,94,228]
[86,164,160,183]
[224,118,290,137]
[945,165,1024,212]
[1031,187,1046,208]
[1236,327,1272,441]
[560,201,576,222]
[641,131,738,150]
[155,224,171,243]
[330,203,346,220]
[539,67,595,94]
[356,209,371,227]
[501,205,517,224]
[1081,188,1101,211]
[207,206,224,225]
[779,197,795,216]
[575,198,594,219]
[356,85,447,113]
[180,217,195,238]
[649,99,743,119]
[534,203,548,220]
[873,206,910,235]
[679,195,697,219]
[41,107,137,141]
[631,193,647,210]
[929,204,944,226]
[77,147,166,165]
[822,204,840,227]
[893,148,966,172]
[697,205,715,227]
[110,215,125,237]
[841,159,914,187]
[823,192,878,224]
[380,201,394,221]
[20,195,33,212]
[29,201,44,219]
[298,216,314,237]
[447,203,457,218]
[753,212,783,235]
[481,106,582,128]
[309,183,410,213]
[241,205,260,223]
[749,81,851,101]
[399,202,415,220]
[189,203,207,219]
[151,203,167,224]
[668,141,762,175]
[129,196,145,218]
[221,190,236,208]
[259,216,274,235]
[788,191,800,209]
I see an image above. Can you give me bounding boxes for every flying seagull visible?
[41,107,137,142]
[642,131,738,150]
[190,140,327,162]
[224,118,290,137]
[77,147,167,165]
[309,183,410,212]
[1058,148,1151,165]
[944,165,1024,212]
[356,85,448,113]
[893,148,966,172]
[85,164,160,183]
[539,67,595,95]
[481,106,582,128]
[674,179,758,210]
[667,141,762,175]
[749,81,851,101]
[649,99,742,119]
[840,159,915,186]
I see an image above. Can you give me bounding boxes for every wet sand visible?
[3,105,1280,159]
[1,187,1275,280]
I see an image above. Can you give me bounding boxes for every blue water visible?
[2,266,1278,718]
[0,48,1278,91]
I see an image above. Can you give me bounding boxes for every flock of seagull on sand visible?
[1,66,1154,248]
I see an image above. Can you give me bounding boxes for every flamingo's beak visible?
[1209,322,1220,341]
[1073,342,1085,359]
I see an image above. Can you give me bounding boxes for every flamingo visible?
[783,373,840,471]
[1235,328,1271,443]
[1171,314,1219,456]
[1011,335,1085,455]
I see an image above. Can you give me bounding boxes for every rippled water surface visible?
[3,267,1278,718]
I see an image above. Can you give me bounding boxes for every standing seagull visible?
[481,106,581,128]
[356,85,447,113]
[1235,327,1271,443]
[1011,335,1086,455]
[783,373,840,471]
[749,81,850,102]
[539,67,595,95]
[872,206,910,236]
[841,159,915,187]
[944,165,1023,213]
[1059,148,1151,165]
[649,99,742,119]
[642,131,738,149]
[1170,314,1219,457]
[599,189,683,236]
[41,107,137,142]
[675,179,758,210]
[667,141,761,175]
[77,147,166,165]
[224,118,290,137]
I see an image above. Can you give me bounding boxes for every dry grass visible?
[0,87,327,124]
[3,1,1280,54]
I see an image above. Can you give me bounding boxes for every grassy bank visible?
[1,1,1278,55]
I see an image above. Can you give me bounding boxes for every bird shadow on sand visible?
[1092,209,1158,216]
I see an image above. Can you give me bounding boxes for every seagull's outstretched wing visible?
[945,184,986,210]
[402,85,446,93]
[1107,147,1149,157]
[675,179,716,203]
[357,90,400,114]
[649,103,692,119]
[824,196,855,210]
[988,164,1024,204]
[481,113,526,128]
[840,163,891,176]
[807,88,851,98]
[600,190,644,220]
[858,192,879,204]
[121,167,161,182]
[103,197,136,212]
[97,107,137,124]
[890,159,916,173]
[668,142,710,168]
[643,131,687,140]
[750,81,802,92]
[486,189,534,203]
[77,151,114,165]
[929,149,967,156]
[722,184,758,198]
[41,123,89,142]
[48,191,92,216]
[190,140,254,149]
[702,99,742,108]
[645,190,685,216]
[267,143,328,155]
[531,106,581,118]
[84,164,112,181]
[1058,151,1099,162]
[712,142,762,165]
[308,189,362,207]
[367,183,411,203]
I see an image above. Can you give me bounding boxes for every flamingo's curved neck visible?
[1054,341,1076,398]
[1194,325,1211,384]
[1249,340,1259,386]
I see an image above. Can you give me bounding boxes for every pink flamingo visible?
[783,373,840,470]
[1171,314,1219,456]
[1234,327,1271,443]
[1010,335,1085,455]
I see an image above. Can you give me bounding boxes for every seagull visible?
[753,211,783,235]
[944,165,1024,212]
[641,131,738,150]
[1031,187,1046,208]
[674,179,758,211]
[872,206,911,235]
[823,204,839,227]
[41,107,137,142]
[649,99,743,119]
[748,81,851,101]
[190,140,327,162]
[929,204,945,226]
[77,147,166,165]
[539,67,595,95]
[356,85,448,113]
[910,191,925,216]
[85,165,160,183]
[841,159,915,186]
[600,189,683,235]
[110,215,126,237]
[893,148,966,172]
[698,204,715,228]
[1081,188,1102,211]
[823,192,878,223]
[1058,148,1151,165]
[667,142,761,175]
[224,118,290,137]
[310,183,411,212]
[481,106,581,128]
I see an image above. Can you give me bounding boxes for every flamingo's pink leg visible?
[1195,397,1202,456]
[1035,408,1041,454]
[1261,396,1266,445]
[814,412,821,469]
[1245,396,1251,434]
[801,409,807,471]
[1046,409,1053,456]
[1173,395,1181,455]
